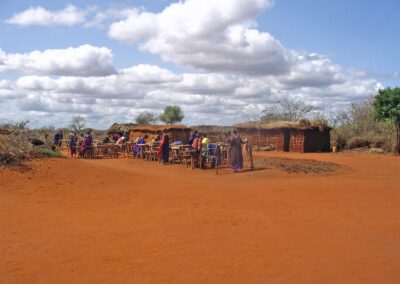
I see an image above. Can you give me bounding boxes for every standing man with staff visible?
[227,129,248,172]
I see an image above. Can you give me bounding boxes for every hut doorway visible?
[283,129,290,152]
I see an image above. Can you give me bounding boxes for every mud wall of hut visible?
[168,129,190,143]
[239,127,331,152]
[128,131,151,141]
[303,129,330,152]
[289,129,331,152]
[129,129,190,144]
[289,129,306,152]
[238,128,288,151]
[197,131,231,143]
[194,126,234,143]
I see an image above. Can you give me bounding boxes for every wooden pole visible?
[397,123,400,155]
[249,145,254,171]
[215,144,219,175]
[227,146,231,167]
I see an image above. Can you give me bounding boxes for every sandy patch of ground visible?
[254,155,340,174]
[1,152,399,283]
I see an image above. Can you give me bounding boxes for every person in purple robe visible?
[134,135,148,158]
[227,129,248,172]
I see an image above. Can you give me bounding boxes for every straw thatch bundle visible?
[108,123,137,134]
[234,119,329,130]
[129,125,190,132]
[0,129,34,164]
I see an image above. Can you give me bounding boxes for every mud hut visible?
[234,121,331,153]
[127,125,191,143]
[107,123,137,141]
[191,125,234,143]
[108,123,137,135]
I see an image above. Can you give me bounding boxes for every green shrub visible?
[331,98,397,153]
[35,148,62,158]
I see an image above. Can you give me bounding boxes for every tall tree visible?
[261,98,314,122]
[135,111,157,125]
[159,106,184,125]
[69,115,86,133]
[373,87,400,154]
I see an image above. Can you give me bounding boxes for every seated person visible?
[134,135,148,157]
[116,136,126,146]
[201,134,210,145]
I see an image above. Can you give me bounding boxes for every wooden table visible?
[125,142,136,157]
[170,145,191,165]
[147,144,160,161]
[60,139,69,150]
[95,144,119,158]
[136,144,147,159]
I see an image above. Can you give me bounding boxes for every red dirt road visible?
[1,153,400,283]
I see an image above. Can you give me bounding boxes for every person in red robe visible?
[158,131,170,164]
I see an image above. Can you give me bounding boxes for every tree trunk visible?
[397,123,400,155]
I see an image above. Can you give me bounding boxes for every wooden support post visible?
[249,147,254,171]
[227,146,231,167]
[215,145,219,175]
[246,142,254,171]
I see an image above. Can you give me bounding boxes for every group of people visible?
[57,128,248,172]
[188,129,248,172]
[53,131,93,157]
[130,132,170,165]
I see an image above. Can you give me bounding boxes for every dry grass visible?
[0,128,61,165]
[0,130,35,165]
[234,119,329,130]
[254,156,341,174]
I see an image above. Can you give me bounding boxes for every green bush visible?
[331,98,397,153]
[35,148,62,158]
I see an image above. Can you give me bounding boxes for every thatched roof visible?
[0,129,12,135]
[108,123,137,133]
[191,125,234,134]
[128,125,191,132]
[234,120,331,130]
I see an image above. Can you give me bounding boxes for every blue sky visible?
[260,0,400,80]
[0,0,398,128]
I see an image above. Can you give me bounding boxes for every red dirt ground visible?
[1,152,399,283]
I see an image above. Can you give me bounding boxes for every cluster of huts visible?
[108,120,331,153]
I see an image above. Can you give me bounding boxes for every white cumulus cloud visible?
[0,45,115,76]
[6,4,86,27]
[108,0,287,75]
[7,61,382,127]
[0,0,385,127]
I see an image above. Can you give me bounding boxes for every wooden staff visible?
[227,145,231,167]
[248,142,254,171]
[215,144,219,175]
